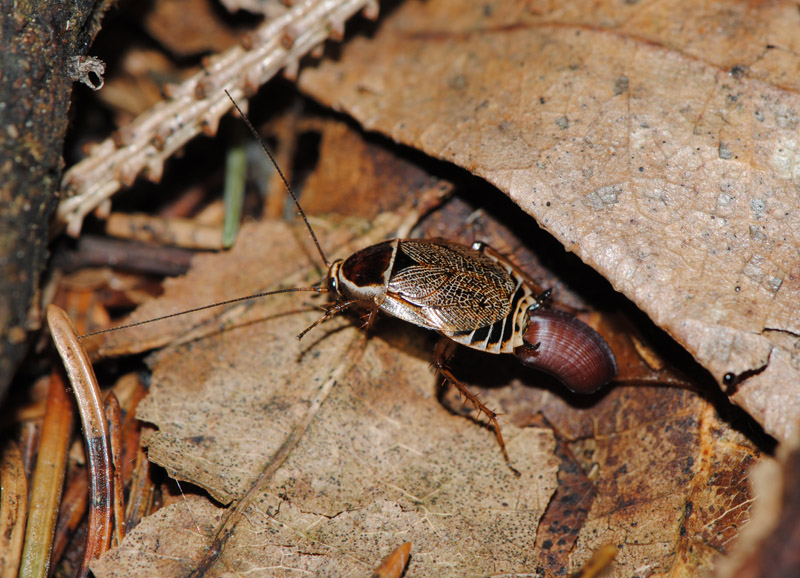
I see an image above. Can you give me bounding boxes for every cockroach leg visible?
[535,288,553,307]
[354,307,381,350]
[433,338,519,475]
[362,306,381,331]
[518,340,541,353]
[296,299,358,340]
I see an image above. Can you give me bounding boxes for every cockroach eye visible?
[327,275,338,295]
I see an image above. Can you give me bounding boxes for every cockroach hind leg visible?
[433,338,520,476]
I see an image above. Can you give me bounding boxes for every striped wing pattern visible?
[386,240,535,353]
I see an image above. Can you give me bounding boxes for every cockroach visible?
[82,91,617,470]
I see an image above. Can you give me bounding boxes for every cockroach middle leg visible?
[433,338,519,475]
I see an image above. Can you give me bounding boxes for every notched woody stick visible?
[57,0,379,237]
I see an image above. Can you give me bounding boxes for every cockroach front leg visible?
[362,305,381,332]
[433,338,518,474]
[296,299,358,340]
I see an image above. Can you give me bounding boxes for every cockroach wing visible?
[381,240,537,354]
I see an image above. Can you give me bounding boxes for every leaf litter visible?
[73,2,774,568]
[21,0,788,574]
[89,113,762,576]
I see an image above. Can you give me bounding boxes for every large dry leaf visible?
[296,0,800,443]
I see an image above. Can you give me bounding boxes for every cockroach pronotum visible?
[81,91,617,471]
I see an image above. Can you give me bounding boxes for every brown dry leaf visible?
[296,0,800,443]
[300,116,450,219]
[143,0,242,58]
[505,385,755,576]
[717,430,800,578]
[91,274,759,576]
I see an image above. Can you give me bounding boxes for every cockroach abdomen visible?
[515,309,617,394]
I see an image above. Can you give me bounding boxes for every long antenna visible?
[78,287,326,339]
[77,91,334,341]
[224,89,330,268]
